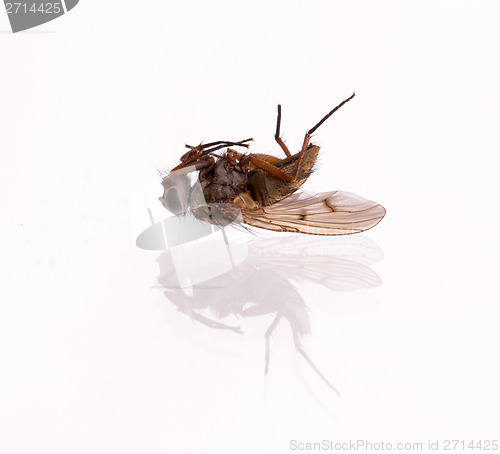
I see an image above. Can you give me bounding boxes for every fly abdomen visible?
[248,145,319,206]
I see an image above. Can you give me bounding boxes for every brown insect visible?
[159,93,386,235]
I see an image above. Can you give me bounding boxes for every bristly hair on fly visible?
[157,94,386,236]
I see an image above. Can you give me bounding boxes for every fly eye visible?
[165,187,183,215]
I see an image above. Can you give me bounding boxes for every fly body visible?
[159,93,386,235]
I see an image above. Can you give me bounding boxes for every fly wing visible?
[241,190,386,235]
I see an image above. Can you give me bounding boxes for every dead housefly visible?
[159,93,386,235]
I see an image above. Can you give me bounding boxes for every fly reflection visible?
[156,234,383,395]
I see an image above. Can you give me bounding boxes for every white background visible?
[1,1,500,453]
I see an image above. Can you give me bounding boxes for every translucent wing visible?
[241,190,386,235]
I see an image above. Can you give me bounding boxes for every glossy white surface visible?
[1,1,499,452]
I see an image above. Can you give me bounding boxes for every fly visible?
[159,93,386,235]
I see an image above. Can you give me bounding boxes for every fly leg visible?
[274,104,291,157]
[291,329,340,396]
[174,138,253,171]
[264,314,283,374]
[263,311,340,395]
[293,92,356,181]
[167,155,214,177]
[248,93,356,182]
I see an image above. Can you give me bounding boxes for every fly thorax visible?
[200,159,248,204]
